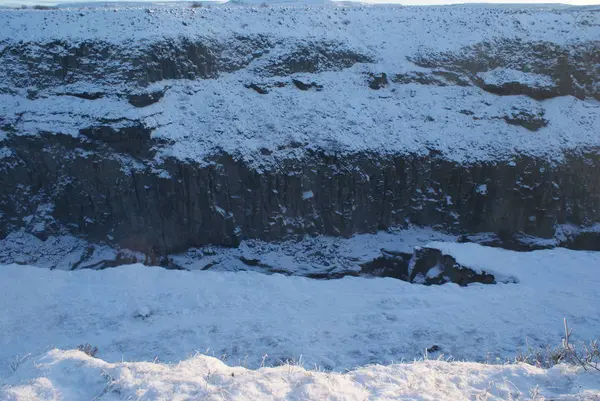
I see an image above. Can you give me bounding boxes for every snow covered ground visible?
[1,243,600,398]
[2,349,600,400]
[3,0,600,8]
[1,4,596,46]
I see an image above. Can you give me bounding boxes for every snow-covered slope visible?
[1,5,599,164]
[2,4,597,46]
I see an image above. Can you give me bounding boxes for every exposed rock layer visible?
[1,131,598,254]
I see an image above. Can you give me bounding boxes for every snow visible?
[2,0,600,8]
[302,190,314,200]
[478,68,557,89]
[2,350,600,401]
[1,5,599,398]
[1,6,599,166]
[1,0,599,7]
[0,4,598,44]
[0,227,456,273]
[2,74,599,167]
[0,231,141,270]
[175,227,455,275]
[1,244,600,383]
[0,146,12,159]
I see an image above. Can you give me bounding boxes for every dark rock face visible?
[128,89,166,107]
[410,247,497,286]
[245,83,269,94]
[360,247,499,286]
[478,81,559,101]
[562,231,600,251]
[392,71,471,87]
[368,73,388,90]
[263,41,372,76]
[63,92,105,100]
[291,79,323,91]
[360,250,413,280]
[1,128,599,255]
[1,24,599,257]
[79,124,155,157]
[502,109,548,132]
[0,37,370,93]
[0,39,216,91]
[410,40,600,101]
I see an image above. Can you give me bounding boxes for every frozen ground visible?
[1,243,599,385]
[2,349,600,401]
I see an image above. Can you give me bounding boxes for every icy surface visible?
[1,244,599,380]
[2,349,600,401]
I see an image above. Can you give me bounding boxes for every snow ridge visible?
[3,349,600,401]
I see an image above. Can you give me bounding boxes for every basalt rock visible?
[360,247,500,286]
[360,250,413,280]
[410,40,600,101]
[410,247,497,286]
[368,73,388,90]
[0,37,369,92]
[501,109,548,132]
[245,83,269,94]
[128,89,166,107]
[264,41,372,76]
[1,128,599,255]
[291,79,323,91]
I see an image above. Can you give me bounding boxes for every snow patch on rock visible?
[478,68,556,90]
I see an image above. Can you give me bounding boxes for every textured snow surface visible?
[0,227,455,273]
[6,80,600,166]
[0,231,141,271]
[174,226,457,275]
[2,350,600,401]
[1,244,600,382]
[0,5,597,44]
[1,6,599,165]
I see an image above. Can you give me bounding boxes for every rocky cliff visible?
[1,5,599,258]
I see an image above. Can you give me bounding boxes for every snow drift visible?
[3,349,600,401]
